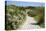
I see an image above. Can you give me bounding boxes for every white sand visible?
[17,15,41,30]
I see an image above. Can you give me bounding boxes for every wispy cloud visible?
[6,1,45,7]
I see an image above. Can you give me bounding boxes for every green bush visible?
[5,5,27,30]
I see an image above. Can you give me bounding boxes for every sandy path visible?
[17,15,41,30]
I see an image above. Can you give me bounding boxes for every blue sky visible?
[6,1,45,7]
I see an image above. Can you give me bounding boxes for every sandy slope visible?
[17,15,41,30]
